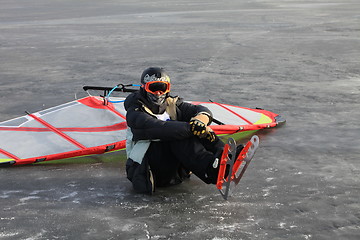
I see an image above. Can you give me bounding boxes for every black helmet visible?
[140,67,171,85]
[140,67,171,112]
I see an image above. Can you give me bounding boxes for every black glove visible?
[189,119,206,136]
[205,128,216,142]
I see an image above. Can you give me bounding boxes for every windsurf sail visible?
[0,85,285,166]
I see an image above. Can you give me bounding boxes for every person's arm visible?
[176,100,213,137]
[126,108,193,141]
[176,100,213,124]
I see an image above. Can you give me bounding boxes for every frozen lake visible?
[0,0,359,239]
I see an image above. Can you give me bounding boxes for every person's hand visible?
[204,126,216,142]
[189,113,212,137]
[189,118,207,136]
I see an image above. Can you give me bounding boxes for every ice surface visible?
[0,0,359,239]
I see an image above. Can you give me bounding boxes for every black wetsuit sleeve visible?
[176,100,213,123]
[126,108,193,141]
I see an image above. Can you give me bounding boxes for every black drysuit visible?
[124,90,224,194]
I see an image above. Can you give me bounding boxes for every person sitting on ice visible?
[124,67,228,194]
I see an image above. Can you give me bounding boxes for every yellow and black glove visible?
[189,113,212,138]
[204,126,216,142]
[189,118,207,136]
